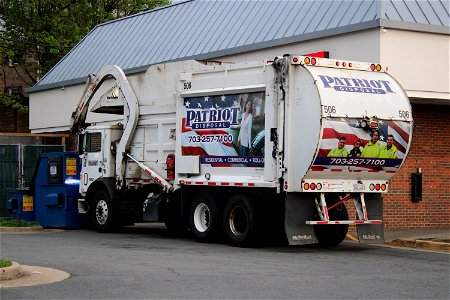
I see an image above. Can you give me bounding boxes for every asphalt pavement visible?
[1,225,449,298]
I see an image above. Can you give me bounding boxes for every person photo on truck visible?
[379,134,397,158]
[237,99,253,155]
[327,137,348,157]
[349,139,362,157]
[362,130,381,157]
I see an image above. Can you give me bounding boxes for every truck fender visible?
[86,178,116,208]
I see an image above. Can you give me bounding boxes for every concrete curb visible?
[346,233,449,253]
[387,239,450,253]
[0,261,23,281]
[0,265,70,288]
[1,260,70,288]
[0,226,43,233]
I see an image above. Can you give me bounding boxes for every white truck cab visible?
[78,125,123,194]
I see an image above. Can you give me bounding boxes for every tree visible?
[0,0,171,84]
[0,0,169,114]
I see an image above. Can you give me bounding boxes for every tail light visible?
[166,154,175,179]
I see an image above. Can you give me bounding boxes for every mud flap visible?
[285,193,319,245]
[356,193,384,243]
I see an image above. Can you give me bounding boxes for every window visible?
[86,132,102,152]
[5,86,23,96]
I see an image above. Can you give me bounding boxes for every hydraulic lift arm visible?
[69,65,140,188]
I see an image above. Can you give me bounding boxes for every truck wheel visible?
[91,190,116,233]
[313,196,349,247]
[223,195,258,246]
[189,193,219,241]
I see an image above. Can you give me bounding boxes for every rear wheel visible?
[189,193,219,241]
[91,189,117,233]
[223,194,259,246]
[313,195,349,246]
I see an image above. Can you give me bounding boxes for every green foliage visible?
[0,94,29,113]
[0,218,40,227]
[0,0,171,83]
[0,258,13,268]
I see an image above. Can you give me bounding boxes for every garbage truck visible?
[70,54,413,246]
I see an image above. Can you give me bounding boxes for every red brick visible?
[384,104,450,229]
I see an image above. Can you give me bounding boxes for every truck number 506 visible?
[399,110,409,119]
[323,105,336,114]
[183,82,192,90]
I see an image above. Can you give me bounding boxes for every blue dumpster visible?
[6,188,35,221]
[33,152,88,228]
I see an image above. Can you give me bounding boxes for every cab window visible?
[86,132,102,152]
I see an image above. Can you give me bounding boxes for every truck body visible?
[71,55,413,246]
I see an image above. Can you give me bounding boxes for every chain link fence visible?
[0,144,64,218]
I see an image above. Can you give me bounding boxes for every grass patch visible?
[0,258,12,268]
[0,219,40,227]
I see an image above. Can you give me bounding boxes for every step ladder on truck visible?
[70,54,413,246]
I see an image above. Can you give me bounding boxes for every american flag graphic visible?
[183,94,241,110]
[311,118,411,172]
[318,118,410,159]
[181,94,241,158]
[181,92,265,168]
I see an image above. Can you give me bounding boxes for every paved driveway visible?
[1,224,449,299]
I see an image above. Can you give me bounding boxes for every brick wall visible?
[0,104,29,133]
[383,104,450,229]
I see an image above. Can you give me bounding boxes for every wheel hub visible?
[229,206,248,236]
[193,203,210,233]
[96,200,109,225]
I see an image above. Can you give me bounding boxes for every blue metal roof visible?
[30,0,449,92]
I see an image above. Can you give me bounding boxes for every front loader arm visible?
[70,65,140,188]
[70,74,100,134]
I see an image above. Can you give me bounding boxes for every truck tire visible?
[222,194,258,247]
[313,196,349,247]
[189,193,219,242]
[91,189,117,233]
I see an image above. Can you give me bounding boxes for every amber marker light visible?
[304,57,310,64]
